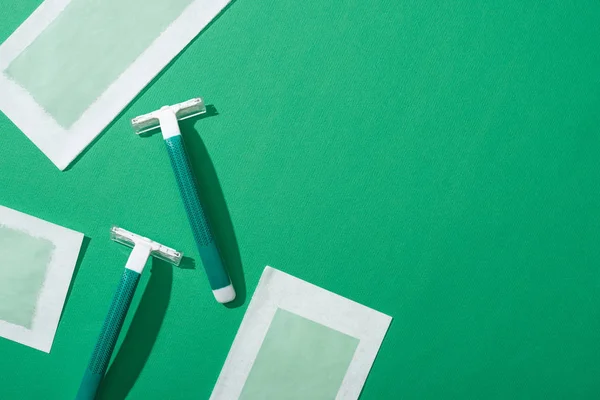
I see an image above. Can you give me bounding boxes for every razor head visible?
[110,226,183,266]
[131,97,207,135]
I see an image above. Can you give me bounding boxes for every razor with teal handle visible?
[76,227,182,400]
[131,98,236,303]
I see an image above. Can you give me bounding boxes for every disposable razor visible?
[131,98,235,304]
[76,227,183,400]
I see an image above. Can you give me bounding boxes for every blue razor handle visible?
[131,99,235,303]
[76,269,140,400]
[76,227,182,399]
[164,135,235,303]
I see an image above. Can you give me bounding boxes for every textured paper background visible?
[1,0,600,398]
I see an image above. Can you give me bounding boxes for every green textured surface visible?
[239,309,359,400]
[0,225,54,329]
[1,1,600,399]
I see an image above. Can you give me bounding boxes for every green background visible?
[1,0,599,398]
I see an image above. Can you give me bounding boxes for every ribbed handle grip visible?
[164,135,231,290]
[75,269,141,400]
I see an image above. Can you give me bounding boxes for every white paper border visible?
[0,206,84,352]
[211,266,392,400]
[0,0,230,170]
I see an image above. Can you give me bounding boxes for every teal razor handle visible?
[76,227,183,399]
[76,269,140,400]
[131,98,235,304]
[165,134,235,303]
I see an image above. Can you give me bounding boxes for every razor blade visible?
[131,98,206,135]
[110,226,183,266]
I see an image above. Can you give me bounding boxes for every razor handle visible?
[164,135,233,298]
[76,269,140,400]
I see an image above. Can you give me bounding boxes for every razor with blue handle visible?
[76,227,183,400]
[131,98,235,303]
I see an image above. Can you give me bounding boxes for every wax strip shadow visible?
[179,108,246,308]
[59,236,91,323]
[96,257,178,400]
[63,0,240,171]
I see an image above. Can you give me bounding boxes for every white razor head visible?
[110,226,183,266]
[131,97,207,135]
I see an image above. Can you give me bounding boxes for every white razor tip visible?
[213,284,236,303]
